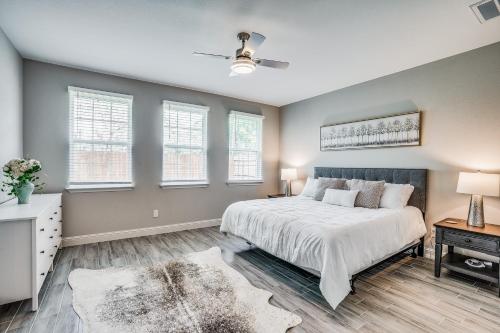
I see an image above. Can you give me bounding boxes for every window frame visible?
[160,100,210,188]
[66,86,134,191]
[227,110,265,185]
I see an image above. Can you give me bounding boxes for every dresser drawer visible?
[36,200,62,251]
[46,205,62,224]
[36,267,49,293]
[37,249,52,276]
[37,226,59,248]
[443,231,499,253]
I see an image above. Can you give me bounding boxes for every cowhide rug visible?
[68,247,302,333]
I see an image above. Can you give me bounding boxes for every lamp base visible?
[467,194,485,228]
[284,180,292,197]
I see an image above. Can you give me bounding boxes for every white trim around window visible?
[67,86,134,191]
[161,100,210,188]
[66,183,135,193]
[227,110,264,184]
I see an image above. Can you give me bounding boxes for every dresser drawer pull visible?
[54,229,58,232]
[53,212,58,215]
[59,205,62,208]
[41,273,45,276]
[40,228,45,232]
[49,236,54,239]
[40,250,45,254]
[49,217,53,220]
[54,245,58,248]
[50,254,54,257]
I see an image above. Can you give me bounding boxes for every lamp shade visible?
[281,168,297,181]
[456,172,500,197]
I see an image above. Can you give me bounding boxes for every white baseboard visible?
[62,218,222,247]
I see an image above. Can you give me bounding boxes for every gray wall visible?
[23,60,280,237]
[0,28,23,204]
[280,42,500,243]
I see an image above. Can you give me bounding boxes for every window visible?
[228,111,264,183]
[162,101,209,186]
[68,87,133,189]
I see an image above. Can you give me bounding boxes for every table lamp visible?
[456,171,500,227]
[281,168,297,196]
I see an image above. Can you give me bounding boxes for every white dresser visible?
[0,194,62,311]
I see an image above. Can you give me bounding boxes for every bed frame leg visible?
[350,276,357,295]
[417,236,425,257]
[411,246,418,258]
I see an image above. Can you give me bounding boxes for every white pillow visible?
[379,183,415,209]
[322,189,359,208]
[300,177,318,197]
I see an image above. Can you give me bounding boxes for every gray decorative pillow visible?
[313,177,347,201]
[347,179,385,208]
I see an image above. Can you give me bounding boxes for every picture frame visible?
[320,111,421,151]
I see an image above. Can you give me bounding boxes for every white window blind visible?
[68,87,133,187]
[162,101,209,185]
[228,111,264,182]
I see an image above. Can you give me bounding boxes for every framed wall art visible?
[320,111,421,151]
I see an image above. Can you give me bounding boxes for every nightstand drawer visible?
[443,231,499,253]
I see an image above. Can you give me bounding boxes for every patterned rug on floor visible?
[68,247,302,333]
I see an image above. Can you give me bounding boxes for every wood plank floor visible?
[1,226,499,333]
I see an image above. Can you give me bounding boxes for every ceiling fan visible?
[193,32,290,76]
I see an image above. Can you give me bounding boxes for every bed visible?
[220,167,428,309]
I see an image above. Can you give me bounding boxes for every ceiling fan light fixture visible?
[230,58,256,74]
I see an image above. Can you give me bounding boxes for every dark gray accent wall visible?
[0,28,22,204]
[280,42,500,238]
[23,60,280,237]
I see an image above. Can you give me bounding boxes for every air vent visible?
[470,0,500,23]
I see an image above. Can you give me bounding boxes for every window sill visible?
[160,182,209,189]
[226,180,264,186]
[66,184,135,193]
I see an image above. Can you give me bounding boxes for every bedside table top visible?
[267,194,296,198]
[435,218,500,237]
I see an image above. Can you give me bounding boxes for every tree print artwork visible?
[320,112,420,151]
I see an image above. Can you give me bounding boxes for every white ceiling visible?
[1,0,500,106]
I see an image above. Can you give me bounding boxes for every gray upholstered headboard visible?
[314,167,427,213]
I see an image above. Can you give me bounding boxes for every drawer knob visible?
[49,236,54,239]
[49,217,53,220]
[54,245,58,248]
[41,273,45,276]
[40,250,45,254]
[40,228,45,232]
[53,212,57,215]
[465,239,471,243]
[54,229,58,231]
[50,254,54,257]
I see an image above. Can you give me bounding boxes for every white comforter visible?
[220,196,427,309]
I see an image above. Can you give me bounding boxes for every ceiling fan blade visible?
[192,52,232,60]
[255,58,289,69]
[245,32,266,54]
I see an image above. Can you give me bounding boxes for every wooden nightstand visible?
[267,194,296,198]
[434,218,500,296]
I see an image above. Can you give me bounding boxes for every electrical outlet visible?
[153,209,159,218]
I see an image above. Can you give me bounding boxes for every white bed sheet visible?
[220,196,427,309]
